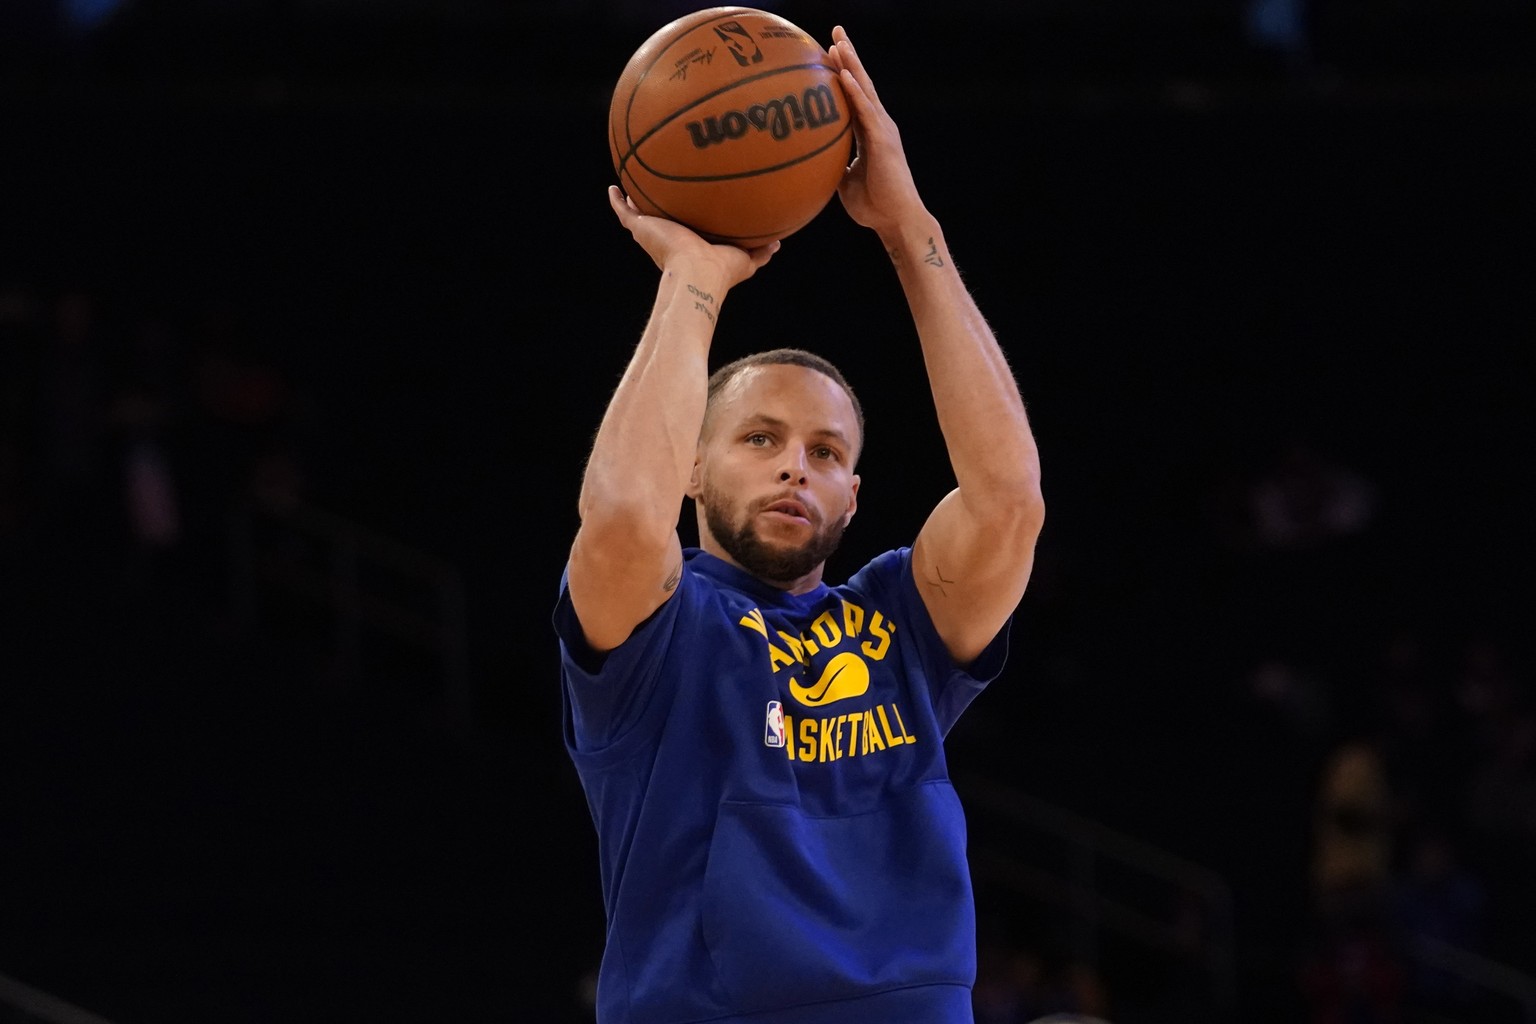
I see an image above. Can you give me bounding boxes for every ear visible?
[685,451,704,500]
[843,474,860,525]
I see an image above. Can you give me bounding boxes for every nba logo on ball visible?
[764,701,785,747]
[608,6,855,248]
[713,19,763,66]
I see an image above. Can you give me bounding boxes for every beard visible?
[700,484,848,585]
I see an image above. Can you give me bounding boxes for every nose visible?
[777,448,809,485]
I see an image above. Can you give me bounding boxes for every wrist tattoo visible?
[687,283,717,324]
[886,239,947,269]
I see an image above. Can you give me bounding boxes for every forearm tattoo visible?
[687,283,716,324]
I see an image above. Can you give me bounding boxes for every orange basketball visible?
[608,6,854,248]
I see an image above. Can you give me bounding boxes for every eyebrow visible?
[740,414,853,450]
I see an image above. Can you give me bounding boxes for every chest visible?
[665,589,938,811]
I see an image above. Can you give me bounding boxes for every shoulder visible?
[841,547,915,598]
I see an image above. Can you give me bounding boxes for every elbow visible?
[1009,485,1047,540]
[974,470,1045,542]
[1011,453,1045,522]
[990,454,1045,518]
[1020,467,1045,523]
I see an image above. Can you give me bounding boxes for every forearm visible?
[578,260,732,532]
[883,214,1041,517]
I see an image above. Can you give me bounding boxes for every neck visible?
[696,519,827,596]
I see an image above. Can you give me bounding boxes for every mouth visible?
[762,498,811,524]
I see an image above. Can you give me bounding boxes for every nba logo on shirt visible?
[764,700,785,748]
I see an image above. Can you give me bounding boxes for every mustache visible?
[755,495,818,523]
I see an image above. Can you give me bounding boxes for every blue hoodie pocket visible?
[700,781,975,1012]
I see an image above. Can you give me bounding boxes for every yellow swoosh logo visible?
[789,651,869,707]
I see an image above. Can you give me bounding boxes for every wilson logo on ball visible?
[685,84,843,148]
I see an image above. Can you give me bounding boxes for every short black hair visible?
[705,348,865,460]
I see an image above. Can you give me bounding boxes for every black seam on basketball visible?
[700,194,833,244]
[616,169,669,227]
[612,118,638,181]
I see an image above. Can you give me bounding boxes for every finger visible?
[610,187,649,233]
[838,51,881,117]
[836,65,875,153]
[831,28,881,107]
[825,28,847,74]
[748,239,782,269]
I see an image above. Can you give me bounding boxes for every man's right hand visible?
[608,186,780,285]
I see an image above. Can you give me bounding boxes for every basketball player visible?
[555,26,1046,1024]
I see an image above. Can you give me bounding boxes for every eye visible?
[813,445,839,462]
[745,432,771,447]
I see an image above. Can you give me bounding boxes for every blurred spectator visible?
[108,310,190,557]
[1453,631,1526,755]
[0,280,45,539]
[1201,449,1261,555]
[1244,0,1341,93]
[1124,884,1229,1023]
[1299,739,1409,1023]
[975,939,1041,1024]
[35,283,117,552]
[1298,916,1408,1024]
[1245,0,1311,63]
[1310,740,1395,932]
[1363,629,1465,837]
[1454,636,1535,967]
[1061,962,1111,1021]
[182,296,311,606]
[188,298,305,499]
[975,940,1112,1024]
[1389,824,1489,1013]
[1247,656,1336,748]
[1248,438,1376,554]
[1240,434,1382,669]
[1463,709,1536,849]
[0,433,19,539]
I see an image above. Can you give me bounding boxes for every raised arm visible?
[566,188,780,652]
[829,27,1045,667]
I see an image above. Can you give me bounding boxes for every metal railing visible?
[0,973,117,1024]
[956,770,1536,1023]
[955,769,1238,1018]
[1409,935,1536,1023]
[228,491,471,731]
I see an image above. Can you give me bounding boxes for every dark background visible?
[2,0,1534,1021]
